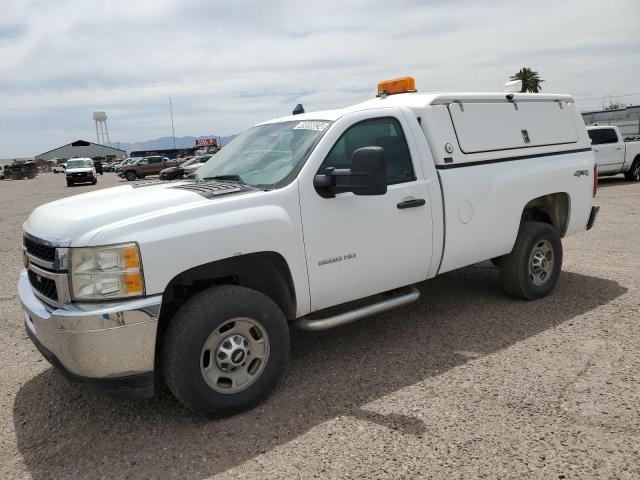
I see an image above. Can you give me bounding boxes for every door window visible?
[588,128,618,145]
[321,117,416,186]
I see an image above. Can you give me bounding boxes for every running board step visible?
[295,287,420,331]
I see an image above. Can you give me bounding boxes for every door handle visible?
[397,198,426,209]
[616,147,623,150]
[593,148,599,152]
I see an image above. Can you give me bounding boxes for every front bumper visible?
[18,269,161,399]
[67,174,94,183]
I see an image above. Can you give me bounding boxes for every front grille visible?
[28,270,58,302]
[24,236,56,262]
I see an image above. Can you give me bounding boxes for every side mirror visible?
[313,146,387,197]
[350,147,387,196]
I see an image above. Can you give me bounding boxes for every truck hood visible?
[66,167,94,174]
[23,182,235,245]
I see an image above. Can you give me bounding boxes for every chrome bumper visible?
[18,269,161,396]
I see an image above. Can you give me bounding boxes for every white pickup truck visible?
[19,77,599,416]
[587,125,640,181]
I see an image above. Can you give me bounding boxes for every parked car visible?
[0,165,7,180]
[119,156,178,181]
[10,160,38,180]
[160,155,212,180]
[586,125,640,181]
[65,158,97,186]
[104,161,119,172]
[114,157,140,174]
[52,162,66,174]
[18,77,598,416]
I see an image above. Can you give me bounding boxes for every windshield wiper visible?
[202,174,245,184]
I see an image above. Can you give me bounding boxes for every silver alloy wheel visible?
[529,239,554,286]
[200,317,270,394]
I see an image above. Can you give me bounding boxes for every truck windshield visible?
[66,159,92,169]
[195,120,331,188]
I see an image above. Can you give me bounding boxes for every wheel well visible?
[521,193,570,237]
[157,252,297,342]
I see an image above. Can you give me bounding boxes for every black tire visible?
[92,178,97,185]
[624,158,640,182]
[161,285,289,416]
[499,221,563,300]
[124,170,137,181]
[66,180,73,187]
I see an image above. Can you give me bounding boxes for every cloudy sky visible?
[1,0,639,157]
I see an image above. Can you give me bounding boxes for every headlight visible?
[70,243,145,300]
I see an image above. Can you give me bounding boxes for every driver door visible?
[298,109,433,312]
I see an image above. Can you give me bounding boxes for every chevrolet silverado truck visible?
[587,125,640,181]
[19,77,599,416]
[118,156,177,181]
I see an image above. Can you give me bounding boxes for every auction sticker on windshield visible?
[294,121,330,131]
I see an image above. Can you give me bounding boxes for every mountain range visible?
[115,134,239,153]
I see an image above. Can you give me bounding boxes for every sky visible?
[0,0,639,157]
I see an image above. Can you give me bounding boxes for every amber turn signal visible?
[123,244,141,269]
[124,272,144,295]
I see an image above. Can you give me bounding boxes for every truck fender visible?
[158,252,297,339]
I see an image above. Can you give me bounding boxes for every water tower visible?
[92,111,111,146]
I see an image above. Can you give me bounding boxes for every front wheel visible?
[124,170,137,181]
[499,221,563,300]
[161,285,289,416]
[624,158,640,181]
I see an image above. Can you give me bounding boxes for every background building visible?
[36,140,126,162]
[581,105,640,138]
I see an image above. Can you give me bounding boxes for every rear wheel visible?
[161,285,289,416]
[499,221,562,300]
[124,170,137,181]
[624,158,640,181]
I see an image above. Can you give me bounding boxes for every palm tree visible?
[510,68,544,93]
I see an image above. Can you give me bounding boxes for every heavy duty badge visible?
[318,253,357,266]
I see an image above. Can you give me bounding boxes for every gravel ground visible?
[0,173,638,479]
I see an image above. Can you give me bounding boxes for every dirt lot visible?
[0,173,638,479]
